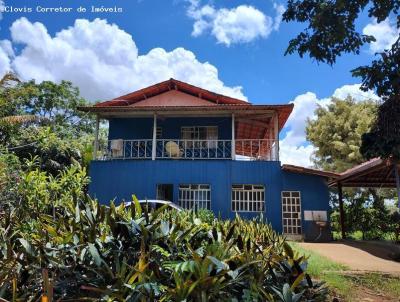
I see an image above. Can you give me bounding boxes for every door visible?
[157,184,173,202]
[281,191,302,235]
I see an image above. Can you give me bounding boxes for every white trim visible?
[179,184,211,210]
[152,114,157,160]
[93,115,100,160]
[231,184,265,212]
[281,191,302,235]
[274,113,279,161]
[231,113,235,160]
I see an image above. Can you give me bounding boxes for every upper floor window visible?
[181,126,218,140]
[231,184,265,212]
[181,126,218,148]
[152,127,162,138]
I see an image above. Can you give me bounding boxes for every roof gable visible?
[96,78,249,107]
[131,90,219,107]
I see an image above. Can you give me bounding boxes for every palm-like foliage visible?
[0,73,38,126]
[0,164,327,301]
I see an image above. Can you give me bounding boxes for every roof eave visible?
[282,164,339,179]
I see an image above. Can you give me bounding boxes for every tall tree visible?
[1,79,94,136]
[306,96,394,238]
[283,1,400,205]
[306,97,377,172]
[283,0,399,99]
[0,79,95,174]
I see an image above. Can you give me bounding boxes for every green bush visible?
[0,165,326,301]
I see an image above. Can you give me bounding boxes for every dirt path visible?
[298,241,400,275]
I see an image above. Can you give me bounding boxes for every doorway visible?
[156,184,174,202]
[281,191,302,235]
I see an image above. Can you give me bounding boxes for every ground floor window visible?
[282,191,302,235]
[179,184,211,210]
[231,184,265,212]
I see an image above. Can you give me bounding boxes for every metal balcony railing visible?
[96,139,279,161]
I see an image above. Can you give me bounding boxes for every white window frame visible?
[281,191,302,235]
[231,184,265,212]
[181,126,218,148]
[179,184,211,210]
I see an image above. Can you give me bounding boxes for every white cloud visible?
[280,144,315,167]
[187,2,283,46]
[332,83,379,101]
[272,3,285,31]
[363,18,399,53]
[280,84,378,167]
[0,40,12,76]
[5,17,246,101]
[0,0,4,20]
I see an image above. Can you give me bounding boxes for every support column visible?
[93,115,99,160]
[152,113,157,160]
[394,162,400,211]
[274,113,279,161]
[338,183,346,239]
[231,113,235,160]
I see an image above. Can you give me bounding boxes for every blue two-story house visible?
[79,79,337,241]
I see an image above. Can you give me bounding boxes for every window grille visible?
[179,184,211,210]
[281,191,302,235]
[231,184,265,212]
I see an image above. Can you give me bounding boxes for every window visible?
[179,184,211,210]
[281,191,302,235]
[152,127,162,139]
[231,185,265,212]
[181,126,218,148]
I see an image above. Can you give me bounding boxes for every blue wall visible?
[108,117,232,140]
[89,160,330,234]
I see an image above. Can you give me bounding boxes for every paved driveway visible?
[298,241,400,275]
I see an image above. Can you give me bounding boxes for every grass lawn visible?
[291,242,400,301]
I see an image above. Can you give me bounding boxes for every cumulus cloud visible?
[0,40,12,76]
[363,18,399,53]
[272,3,285,31]
[280,84,378,167]
[332,83,379,101]
[187,1,283,46]
[4,17,246,101]
[0,0,4,20]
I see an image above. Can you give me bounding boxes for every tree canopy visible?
[306,97,377,172]
[0,76,95,174]
[0,78,93,138]
[283,0,399,98]
[283,0,400,161]
[360,96,400,160]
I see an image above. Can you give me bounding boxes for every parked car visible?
[124,199,183,211]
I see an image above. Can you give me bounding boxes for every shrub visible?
[0,165,327,301]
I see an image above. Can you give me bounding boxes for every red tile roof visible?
[95,78,249,107]
[282,164,339,179]
[78,78,294,134]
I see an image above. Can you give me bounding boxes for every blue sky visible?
[0,0,397,165]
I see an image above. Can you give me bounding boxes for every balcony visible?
[95,139,279,161]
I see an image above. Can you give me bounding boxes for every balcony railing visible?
[96,139,278,161]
